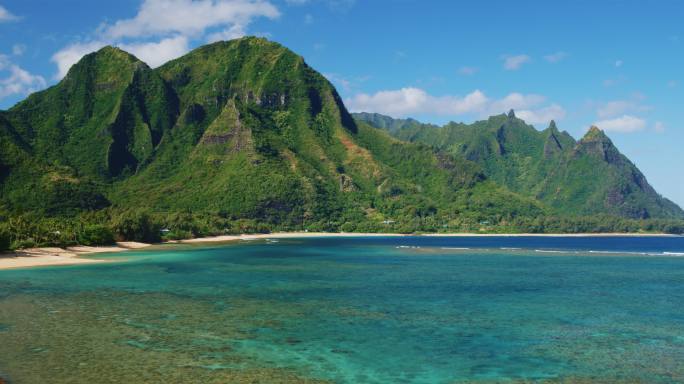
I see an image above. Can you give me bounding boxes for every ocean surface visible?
[1,236,684,383]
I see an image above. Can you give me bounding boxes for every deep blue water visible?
[1,236,684,383]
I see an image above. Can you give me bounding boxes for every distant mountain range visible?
[354,112,683,220]
[0,37,681,245]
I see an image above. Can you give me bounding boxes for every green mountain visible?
[0,37,552,246]
[354,111,684,220]
[1,37,682,248]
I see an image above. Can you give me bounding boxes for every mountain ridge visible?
[0,37,682,249]
[353,111,683,220]
[0,37,555,248]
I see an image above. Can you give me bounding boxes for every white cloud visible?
[596,100,651,119]
[120,35,190,68]
[543,51,567,63]
[0,55,47,99]
[597,100,632,118]
[345,88,488,117]
[444,90,490,114]
[594,115,646,133]
[502,54,531,70]
[596,97,651,119]
[0,5,18,22]
[345,87,565,124]
[206,24,248,42]
[458,66,478,76]
[52,0,280,79]
[614,60,623,67]
[592,95,660,134]
[102,0,279,39]
[516,104,566,124]
[345,87,428,117]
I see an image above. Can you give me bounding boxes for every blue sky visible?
[0,0,683,207]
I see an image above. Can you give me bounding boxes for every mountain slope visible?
[7,47,177,179]
[0,37,543,236]
[0,47,178,216]
[355,111,684,219]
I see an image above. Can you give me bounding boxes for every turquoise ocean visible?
[1,236,684,383]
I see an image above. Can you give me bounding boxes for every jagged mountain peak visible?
[356,112,684,219]
[583,125,608,140]
[576,125,622,163]
[547,120,558,132]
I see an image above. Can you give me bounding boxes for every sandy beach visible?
[179,232,407,243]
[0,242,150,270]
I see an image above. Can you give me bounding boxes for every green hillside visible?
[354,111,684,220]
[0,37,564,248]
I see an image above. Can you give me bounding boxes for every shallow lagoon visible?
[1,236,684,383]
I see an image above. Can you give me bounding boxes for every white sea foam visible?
[588,250,674,256]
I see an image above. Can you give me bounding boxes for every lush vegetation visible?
[0,37,681,251]
[355,112,684,220]
[0,209,681,251]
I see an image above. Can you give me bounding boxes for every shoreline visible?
[180,231,678,244]
[0,242,150,270]
[1,232,678,270]
[422,232,678,237]
[178,232,406,243]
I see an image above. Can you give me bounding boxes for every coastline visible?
[180,231,678,244]
[178,232,406,243]
[0,242,150,270]
[0,232,678,271]
[422,232,678,237]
